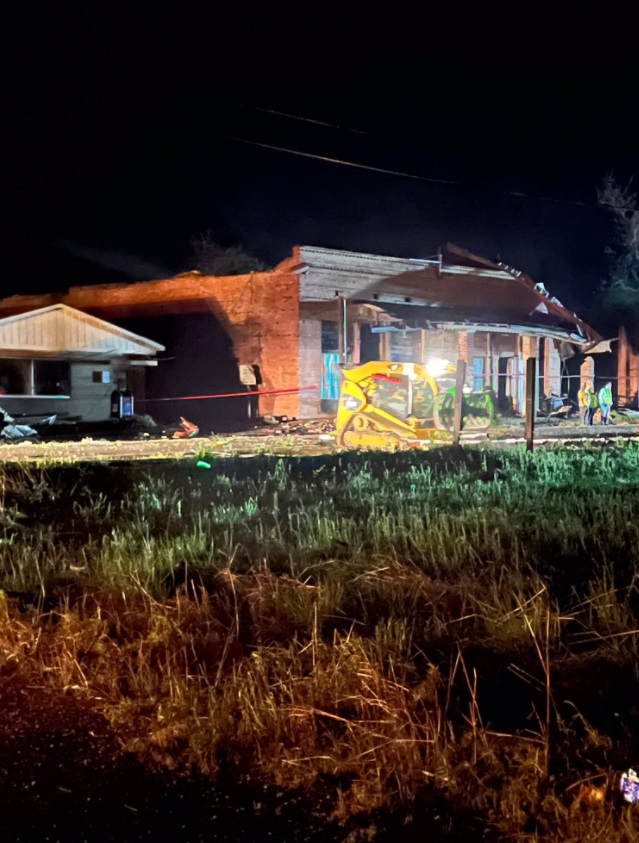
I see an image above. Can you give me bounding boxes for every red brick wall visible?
[0,271,302,419]
[299,318,322,417]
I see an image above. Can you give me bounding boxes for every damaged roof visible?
[296,243,600,346]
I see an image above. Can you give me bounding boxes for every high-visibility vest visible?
[578,389,589,408]
[588,390,599,408]
[599,387,612,405]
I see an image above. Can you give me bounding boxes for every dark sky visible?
[4,4,638,312]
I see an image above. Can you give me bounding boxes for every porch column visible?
[630,345,639,408]
[486,333,494,391]
[420,329,427,365]
[544,339,561,396]
[522,336,539,410]
[513,337,525,413]
[457,331,474,386]
[351,321,361,365]
[618,327,629,406]
[580,356,595,387]
[379,331,391,360]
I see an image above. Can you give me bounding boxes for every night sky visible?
[4,5,638,314]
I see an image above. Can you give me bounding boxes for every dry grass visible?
[2,446,639,837]
[0,562,638,839]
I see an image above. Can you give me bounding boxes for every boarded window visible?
[321,321,339,353]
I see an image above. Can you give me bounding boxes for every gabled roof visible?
[0,304,164,357]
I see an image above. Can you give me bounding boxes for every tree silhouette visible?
[187,232,267,275]
[598,175,639,346]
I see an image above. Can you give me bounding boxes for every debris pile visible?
[260,416,335,436]
[0,406,44,441]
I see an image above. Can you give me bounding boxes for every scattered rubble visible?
[172,417,200,439]
[255,417,335,436]
[1,423,38,441]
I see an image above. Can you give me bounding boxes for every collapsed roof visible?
[295,244,601,347]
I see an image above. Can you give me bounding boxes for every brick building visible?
[296,244,601,417]
[0,244,601,426]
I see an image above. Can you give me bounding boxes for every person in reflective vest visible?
[587,385,598,426]
[598,382,613,425]
[578,382,590,425]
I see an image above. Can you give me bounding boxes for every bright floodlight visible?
[426,357,447,378]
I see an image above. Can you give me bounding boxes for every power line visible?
[228,135,636,212]
[229,136,461,185]
[238,103,367,135]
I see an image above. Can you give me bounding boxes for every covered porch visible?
[306,300,569,416]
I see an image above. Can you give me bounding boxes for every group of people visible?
[578,381,613,426]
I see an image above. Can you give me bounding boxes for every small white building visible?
[0,304,163,421]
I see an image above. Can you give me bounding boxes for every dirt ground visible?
[0,423,638,463]
[0,676,347,843]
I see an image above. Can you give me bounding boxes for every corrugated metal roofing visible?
[0,304,164,356]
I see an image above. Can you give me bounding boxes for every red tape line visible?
[140,385,320,402]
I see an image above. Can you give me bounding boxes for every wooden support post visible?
[525,356,537,452]
[453,359,466,445]
[379,330,390,360]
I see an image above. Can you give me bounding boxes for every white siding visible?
[0,305,163,356]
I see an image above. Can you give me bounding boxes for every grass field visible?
[3,443,639,839]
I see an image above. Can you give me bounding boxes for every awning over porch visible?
[361,302,590,346]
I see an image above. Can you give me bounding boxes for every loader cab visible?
[369,371,436,423]
[370,373,410,419]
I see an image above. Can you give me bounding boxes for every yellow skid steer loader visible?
[335,361,494,449]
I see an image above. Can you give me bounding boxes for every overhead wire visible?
[227,105,636,213]
[237,103,367,135]
[228,135,636,213]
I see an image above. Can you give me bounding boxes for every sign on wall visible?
[238,365,257,386]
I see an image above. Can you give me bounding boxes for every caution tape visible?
[139,385,319,403]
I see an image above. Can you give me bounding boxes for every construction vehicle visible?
[335,360,495,448]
